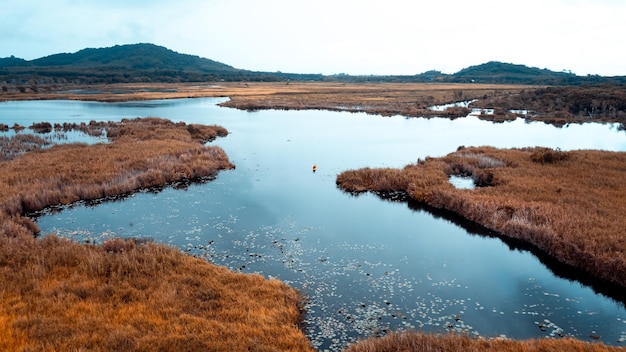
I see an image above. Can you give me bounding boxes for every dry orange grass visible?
[0,118,314,351]
[214,82,528,118]
[337,147,626,289]
[0,235,313,351]
[0,118,233,218]
[344,331,624,352]
[3,85,622,351]
[0,81,531,118]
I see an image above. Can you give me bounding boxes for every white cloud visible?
[0,0,624,76]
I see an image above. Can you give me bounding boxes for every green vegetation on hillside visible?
[0,43,324,84]
[2,44,626,85]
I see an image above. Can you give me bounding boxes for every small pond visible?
[2,98,626,351]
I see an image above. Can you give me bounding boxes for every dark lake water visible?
[2,98,626,350]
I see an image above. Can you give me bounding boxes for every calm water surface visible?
[2,98,626,350]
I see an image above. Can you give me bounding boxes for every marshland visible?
[1,83,626,351]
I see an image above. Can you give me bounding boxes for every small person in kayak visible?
[312,164,317,173]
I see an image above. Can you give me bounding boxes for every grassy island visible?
[336,147,626,290]
[1,118,234,226]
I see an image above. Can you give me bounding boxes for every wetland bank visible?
[1,83,626,351]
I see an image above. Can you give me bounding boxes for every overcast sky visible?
[1,0,625,76]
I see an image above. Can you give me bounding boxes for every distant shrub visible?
[445,162,475,177]
[530,148,569,164]
[443,106,471,117]
[473,169,495,187]
[30,122,53,133]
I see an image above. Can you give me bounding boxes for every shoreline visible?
[388,193,626,304]
[0,117,315,351]
[336,147,626,292]
[0,87,624,352]
[1,82,624,126]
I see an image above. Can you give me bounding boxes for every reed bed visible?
[345,331,623,352]
[29,121,53,133]
[0,118,233,215]
[0,235,313,351]
[337,147,626,289]
[216,82,525,118]
[6,81,622,125]
[0,117,314,351]
[0,82,530,118]
[0,134,51,161]
[3,84,624,351]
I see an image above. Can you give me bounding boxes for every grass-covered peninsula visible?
[0,118,314,351]
[336,146,626,290]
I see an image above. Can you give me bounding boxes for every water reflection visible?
[4,99,625,351]
[448,175,475,189]
[35,183,626,350]
[401,197,626,307]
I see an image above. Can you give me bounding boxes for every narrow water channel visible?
[3,98,626,351]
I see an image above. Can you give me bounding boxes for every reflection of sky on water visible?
[36,184,626,349]
[6,99,625,351]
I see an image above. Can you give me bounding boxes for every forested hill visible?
[372,62,624,85]
[30,43,236,72]
[0,43,324,83]
[452,61,577,84]
[1,43,624,85]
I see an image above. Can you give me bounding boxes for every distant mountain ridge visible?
[29,43,236,72]
[0,43,300,83]
[0,56,29,67]
[451,61,580,85]
[0,43,623,85]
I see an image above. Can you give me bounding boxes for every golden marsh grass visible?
[345,331,624,352]
[0,235,313,351]
[0,81,532,119]
[1,118,233,218]
[337,147,626,289]
[2,85,624,351]
[0,117,313,351]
